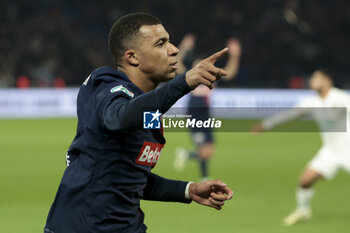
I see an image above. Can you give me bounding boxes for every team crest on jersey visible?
[135,141,164,167]
[110,85,134,97]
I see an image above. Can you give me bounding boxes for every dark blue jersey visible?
[45,67,192,233]
[187,95,213,138]
[188,95,210,121]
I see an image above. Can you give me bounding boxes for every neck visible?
[318,85,332,98]
[118,66,159,92]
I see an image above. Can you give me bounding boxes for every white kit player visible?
[252,69,350,226]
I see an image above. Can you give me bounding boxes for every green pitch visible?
[0,119,349,233]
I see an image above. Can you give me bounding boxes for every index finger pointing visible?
[206,47,229,64]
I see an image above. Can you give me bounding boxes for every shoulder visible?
[330,88,350,104]
[331,87,349,97]
[79,66,125,89]
[91,66,128,87]
[86,66,140,99]
[77,67,135,110]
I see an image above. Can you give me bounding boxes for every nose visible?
[168,42,179,56]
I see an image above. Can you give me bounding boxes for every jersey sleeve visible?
[102,73,191,131]
[94,81,135,122]
[142,172,191,203]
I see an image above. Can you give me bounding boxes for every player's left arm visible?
[143,173,233,210]
[142,173,191,203]
[189,180,234,210]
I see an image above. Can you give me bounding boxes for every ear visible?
[124,50,139,66]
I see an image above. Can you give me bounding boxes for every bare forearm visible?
[222,55,240,80]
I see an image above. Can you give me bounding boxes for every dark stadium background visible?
[1,0,349,88]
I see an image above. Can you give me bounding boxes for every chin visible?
[169,72,177,79]
[154,71,177,83]
[163,72,176,81]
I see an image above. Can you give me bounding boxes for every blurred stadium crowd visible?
[0,0,349,88]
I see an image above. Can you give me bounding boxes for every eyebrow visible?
[154,36,169,45]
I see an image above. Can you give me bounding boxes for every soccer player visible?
[174,35,241,180]
[252,69,350,226]
[44,13,233,233]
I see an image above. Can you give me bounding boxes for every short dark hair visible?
[108,12,161,65]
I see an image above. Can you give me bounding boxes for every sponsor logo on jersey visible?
[110,85,134,97]
[143,109,162,129]
[135,141,164,167]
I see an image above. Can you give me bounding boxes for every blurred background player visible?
[174,34,241,180]
[252,69,350,226]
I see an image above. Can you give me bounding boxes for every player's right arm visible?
[185,47,228,89]
[103,73,191,130]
